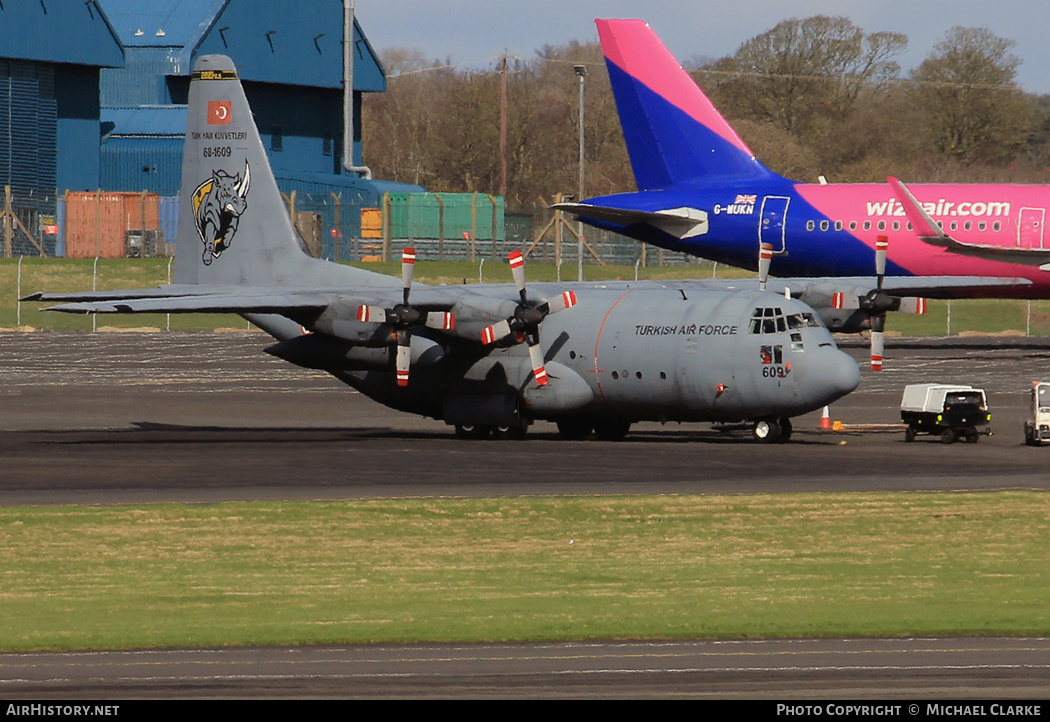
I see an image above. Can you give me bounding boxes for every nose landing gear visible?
[753,416,792,443]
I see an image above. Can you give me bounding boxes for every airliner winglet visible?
[886,177,952,245]
[890,176,1050,268]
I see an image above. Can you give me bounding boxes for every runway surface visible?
[1,332,1049,504]
[2,331,1049,698]
[4,638,1050,699]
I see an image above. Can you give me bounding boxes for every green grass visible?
[1,491,1048,651]
[3,257,1048,335]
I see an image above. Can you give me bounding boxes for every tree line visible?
[362,16,1050,216]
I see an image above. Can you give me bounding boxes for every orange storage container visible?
[64,191,160,258]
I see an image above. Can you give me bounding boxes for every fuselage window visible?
[892,221,900,231]
[820,220,829,231]
[834,221,843,231]
[964,221,972,231]
[950,221,958,231]
[979,221,987,231]
[849,221,857,230]
[993,221,1001,231]
[806,220,815,231]
[863,221,871,231]
[877,220,886,230]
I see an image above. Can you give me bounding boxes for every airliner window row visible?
[805,219,1002,232]
[748,307,822,335]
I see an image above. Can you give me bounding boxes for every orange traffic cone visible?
[820,406,831,429]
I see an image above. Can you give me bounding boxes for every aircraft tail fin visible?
[596,18,782,190]
[174,55,386,289]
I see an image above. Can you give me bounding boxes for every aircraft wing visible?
[889,176,1050,268]
[688,275,1031,300]
[552,202,709,239]
[24,285,461,315]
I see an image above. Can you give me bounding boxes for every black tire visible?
[455,424,492,440]
[593,419,632,441]
[493,418,531,440]
[776,416,793,443]
[940,428,956,444]
[556,418,593,440]
[966,429,980,443]
[904,427,917,442]
[753,418,782,443]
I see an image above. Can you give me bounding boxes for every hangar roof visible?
[100,0,224,48]
[0,0,123,67]
[99,0,386,91]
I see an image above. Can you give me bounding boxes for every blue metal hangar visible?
[1,0,416,256]
[0,0,123,209]
[97,0,416,203]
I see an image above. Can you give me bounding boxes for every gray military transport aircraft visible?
[25,55,860,443]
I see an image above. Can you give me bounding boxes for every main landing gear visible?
[454,417,532,440]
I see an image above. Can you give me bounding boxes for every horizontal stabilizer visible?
[553,202,709,239]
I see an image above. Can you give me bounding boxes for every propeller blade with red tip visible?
[424,311,455,331]
[898,297,927,315]
[758,242,773,291]
[509,250,527,303]
[831,292,859,310]
[527,337,548,386]
[481,319,512,345]
[356,305,388,323]
[541,290,578,315]
[401,247,416,304]
[395,336,411,387]
[875,235,888,290]
[870,331,885,372]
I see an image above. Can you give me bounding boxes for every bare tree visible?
[723,16,906,135]
[911,27,1033,165]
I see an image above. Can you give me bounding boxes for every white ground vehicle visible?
[900,383,991,444]
[1024,382,1050,446]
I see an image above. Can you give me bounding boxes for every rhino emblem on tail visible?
[191,162,251,265]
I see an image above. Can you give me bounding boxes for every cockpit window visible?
[750,308,823,334]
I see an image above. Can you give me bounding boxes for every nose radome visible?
[808,348,860,405]
[827,349,861,400]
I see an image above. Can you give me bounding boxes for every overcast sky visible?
[356,0,1050,93]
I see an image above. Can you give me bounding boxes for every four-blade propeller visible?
[480,251,577,386]
[353,248,577,388]
[355,248,455,386]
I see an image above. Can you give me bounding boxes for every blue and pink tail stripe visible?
[597,18,780,190]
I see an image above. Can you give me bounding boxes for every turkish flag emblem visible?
[208,101,232,125]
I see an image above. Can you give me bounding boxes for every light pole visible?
[574,64,586,282]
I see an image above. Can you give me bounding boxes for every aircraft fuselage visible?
[587,181,1050,298]
[266,284,858,427]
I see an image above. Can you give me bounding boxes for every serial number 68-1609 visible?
[203,146,232,158]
